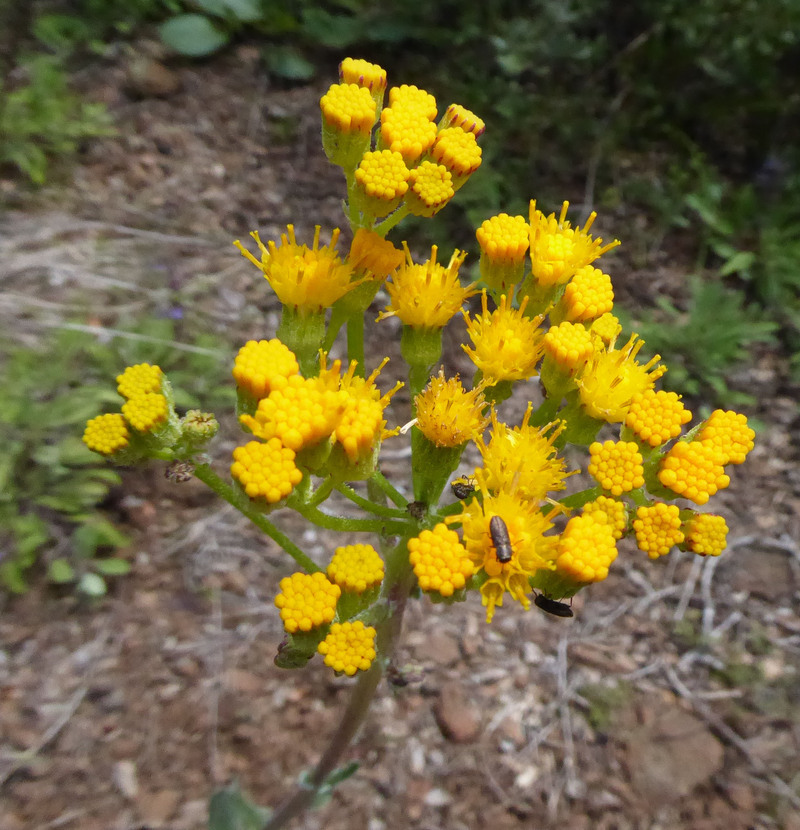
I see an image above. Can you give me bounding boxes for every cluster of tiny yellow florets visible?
[230,439,303,503]
[588,440,645,496]
[414,371,489,448]
[555,513,618,584]
[233,339,299,400]
[408,523,474,597]
[684,513,729,557]
[476,213,530,291]
[121,392,169,433]
[83,413,130,456]
[327,544,384,593]
[583,496,628,540]
[317,621,377,675]
[542,321,594,374]
[625,389,692,447]
[274,571,341,633]
[658,441,730,505]
[355,150,410,216]
[117,363,163,399]
[632,503,684,559]
[562,265,615,322]
[697,409,756,465]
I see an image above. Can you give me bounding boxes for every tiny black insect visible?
[451,476,476,500]
[489,514,513,563]
[534,593,574,618]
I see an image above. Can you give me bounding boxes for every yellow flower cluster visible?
[233,339,299,400]
[83,413,130,456]
[583,496,627,540]
[543,321,594,373]
[476,213,530,291]
[562,265,614,322]
[698,409,756,465]
[230,439,303,503]
[555,513,618,584]
[625,389,692,447]
[117,363,163,399]
[121,392,169,433]
[408,523,474,597]
[658,441,730,506]
[684,513,729,557]
[414,371,489,448]
[317,621,377,675]
[633,503,684,558]
[588,440,645,496]
[327,544,385,593]
[274,571,341,633]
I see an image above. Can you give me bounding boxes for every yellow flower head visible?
[562,264,615,322]
[697,409,755,465]
[317,621,377,676]
[319,82,377,136]
[590,312,622,346]
[625,389,692,448]
[327,544,384,593]
[441,103,485,137]
[379,107,438,163]
[632,502,684,559]
[476,403,569,503]
[232,339,299,400]
[83,413,130,456]
[404,161,455,217]
[588,440,645,496]
[339,57,387,98]
[555,513,618,584]
[576,334,666,423]
[354,150,410,217]
[230,438,304,503]
[414,370,489,448]
[657,441,730,505]
[274,571,341,633]
[121,392,169,433]
[453,491,558,622]
[380,244,474,329]
[388,84,438,120]
[407,523,474,597]
[116,363,163,399]
[234,226,359,312]
[462,292,545,384]
[348,228,405,281]
[240,374,347,452]
[430,127,482,187]
[476,213,530,292]
[529,200,620,287]
[542,321,594,374]
[583,495,627,540]
[684,512,729,557]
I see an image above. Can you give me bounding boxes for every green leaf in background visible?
[196,0,261,22]
[93,557,132,576]
[48,558,76,584]
[208,781,272,830]
[158,14,228,57]
[263,45,315,81]
[78,572,107,597]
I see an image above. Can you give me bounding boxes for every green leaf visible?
[263,46,315,81]
[719,249,756,277]
[300,9,363,48]
[78,572,107,597]
[209,782,272,830]
[48,558,76,583]
[93,558,132,577]
[158,14,229,57]
[196,0,261,22]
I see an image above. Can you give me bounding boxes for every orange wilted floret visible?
[576,334,666,423]
[588,440,645,496]
[379,107,438,163]
[555,513,618,584]
[462,292,544,384]
[529,200,620,288]
[633,502,684,559]
[476,213,530,291]
[684,512,729,557]
[319,82,377,136]
[239,374,346,452]
[404,161,455,217]
[590,312,622,346]
[317,621,377,676]
[414,370,489,448]
[83,413,130,456]
[562,264,614,322]
[121,392,169,433]
[697,410,755,465]
[380,243,473,329]
[582,496,627,540]
[327,544,384,593]
[232,339,299,400]
[407,523,474,597]
[625,389,692,448]
[116,363,163,399]
[230,438,303,503]
[274,571,341,633]
[658,441,730,506]
[543,321,595,374]
[349,228,405,280]
[339,57,387,97]
[440,103,485,136]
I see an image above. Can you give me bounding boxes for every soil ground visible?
[1,47,799,830]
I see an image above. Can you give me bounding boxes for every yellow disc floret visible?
[625,389,692,448]
[121,392,169,433]
[83,413,130,455]
[348,229,405,280]
[476,213,530,291]
[543,321,595,374]
[588,440,645,496]
[116,363,163,399]
[319,82,377,136]
[230,438,303,503]
[583,496,627,540]
[408,523,474,597]
[354,150,410,217]
[317,621,377,676]
[339,57,387,97]
[562,265,615,322]
[697,410,755,465]
[327,544,384,593]
[414,370,489,448]
[232,339,299,400]
[590,312,622,346]
[684,512,729,557]
[388,84,438,119]
[658,441,730,506]
[404,161,455,217]
[274,571,341,633]
[633,503,684,559]
[555,513,618,583]
[379,107,438,163]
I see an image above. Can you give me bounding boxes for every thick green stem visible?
[335,483,408,519]
[369,471,407,508]
[295,502,409,536]
[346,316,365,372]
[193,463,320,573]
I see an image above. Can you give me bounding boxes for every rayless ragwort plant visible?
[83,58,756,828]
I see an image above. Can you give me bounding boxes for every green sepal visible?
[276,306,327,376]
[410,428,464,505]
[274,628,327,669]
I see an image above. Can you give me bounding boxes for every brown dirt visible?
[2,45,799,830]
